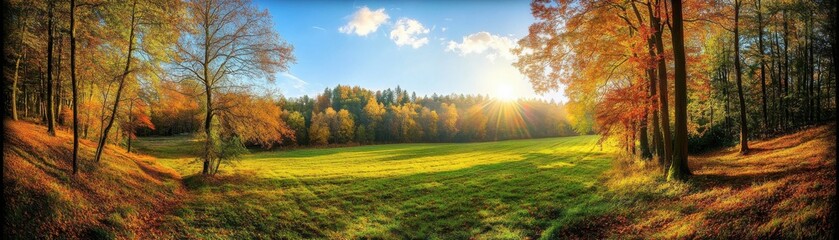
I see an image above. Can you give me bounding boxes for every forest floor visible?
[3,121,185,239]
[567,123,836,239]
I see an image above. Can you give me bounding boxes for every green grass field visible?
[136,136,618,239]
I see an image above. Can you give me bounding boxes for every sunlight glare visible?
[495,84,516,101]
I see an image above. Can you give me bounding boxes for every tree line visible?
[514,0,837,181]
[141,85,576,146]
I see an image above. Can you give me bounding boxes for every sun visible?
[495,84,517,101]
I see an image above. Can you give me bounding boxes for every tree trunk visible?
[203,89,213,175]
[639,97,651,159]
[630,1,651,160]
[652,2,672,173]
[650,69,663,160]
[56,36,63,125]
[832,1,838,237]
[667,0,691,181]
[769,31,781,130]
[70,0,79,174]
[201,2,215,175]
[631,124,637,156]
[94,0,137,163]
[816,57,822,122]
[12,52,24,121]
[645,6,663,158]
[24,81,29,118]
[46,1,56,136]
[127,100,133,153]
[782,10,790,129]
[724,67,732,134]
[41,69,46,123]
[734,1,749,154]
[808,17,815,123]
[756,0,768,128]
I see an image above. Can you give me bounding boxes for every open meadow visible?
[136,135,618,239]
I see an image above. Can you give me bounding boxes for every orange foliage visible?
[149,81,201,135]
[3,121,183,238]
[216,93,294,148]
[595,82,649,147]
[122,98,155,140]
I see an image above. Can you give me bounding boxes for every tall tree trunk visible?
[631,123,637,156]
[652,1,672,173]
[46,1,56,136]
[12,15,26,121]
[644,3,663,158]
[41,69,46,123]
[12,52,24,121]
[94,0,137,163]
[650,67,663,160]
[720,65,734,134]
[639,88,652,159]
[203,88,213,175]
[202,5,214,174]
[782,10,790,129]
[808,16,815,123]
[56,36,63,125]
[24,81,29,118]
[71,0,78,174]
[84,74,94,139]
[769,33,781,130]
[756,0,768,128]
[816,58,822,121]
[630,1,652,160]
[734,1,749,154]
[127,100,133,153]
[667,0,691,181]
[832,1,838,238]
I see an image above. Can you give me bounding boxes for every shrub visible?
[687,123,736,154]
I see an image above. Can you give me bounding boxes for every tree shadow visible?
[172,149,615,239]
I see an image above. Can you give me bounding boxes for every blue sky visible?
[254,0,565,102]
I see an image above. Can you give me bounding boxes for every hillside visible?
[3,121,184,239]
[563,123,837,239]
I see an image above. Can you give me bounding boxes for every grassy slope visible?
[584,124,836,239]
[139,135,618,239]
[3,121,184,239]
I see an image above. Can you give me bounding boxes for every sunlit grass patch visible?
[137,134,619,239]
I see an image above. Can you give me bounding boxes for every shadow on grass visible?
[171,150,615,239]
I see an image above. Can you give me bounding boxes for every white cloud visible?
[312,26,326,31]
[446,31,517,61]
[441,27,447,32]
[389,18,430,48]
[339,7,389,36]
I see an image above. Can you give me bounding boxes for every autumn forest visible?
[2,0,837,239]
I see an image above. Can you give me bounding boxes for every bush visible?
[687,123,736,154]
